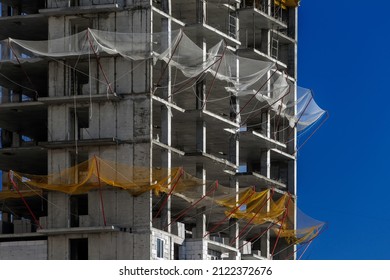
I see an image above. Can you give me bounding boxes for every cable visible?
[164,180,219,230]
[230,188,275,246]
[8,39,39,99]
[8,171,42,229]
[154,168,183,219]
[270,193,292,257]
[202,42,228,109]
[154,30,184,88]
[204,187,256,238]
[87,29,115,97]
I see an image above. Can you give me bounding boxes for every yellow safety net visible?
[275,0,300,9]
[0,190,42,200]
[218,189,323,245]
[1,157,323,245]
[275,226,323,245]
[271,201,325,245]
[217,189,288,225]
[10,157,183,196]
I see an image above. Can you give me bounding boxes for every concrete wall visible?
[180,239,208,260]
[47,149,71,229]
[151,229,171,260]
[0,240,47,260]
[89,232,135,259]
[48,232,151,259]
[46,1,128,9]
[88,189,134,227]
[46,5,153,260]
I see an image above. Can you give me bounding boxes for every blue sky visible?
[297,1,390,259]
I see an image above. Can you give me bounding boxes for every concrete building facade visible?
[0,0,300,260]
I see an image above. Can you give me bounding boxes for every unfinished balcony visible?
[0,172,48,239]
[0,0,46,16]
[0,97,48,174]
[40,0,122,16]
[239,0,288,30]
[0,38,49,101]
[0,10,48,41]
[152,0,240,45]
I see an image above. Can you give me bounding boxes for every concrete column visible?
[159,0,172,234]
[260,25,274,259]
[228,178,240,260]
[11,132,21,147]
[194,14,207,235]
[196,119,206,152]
[47,150,71,229]
[0,88,10,104]
[1,4,10,17]
[195,31,207,153]
[195,207,206,238]
[228,67,239,259]
[234,2,240,40]
[195,163,206,238]
[195,70,206,153]
[0,23,10,103]
[196,0,206,24]
[260,229,270,259]
[12,90,21,103]
[228,218,239,260]
[194,25,207,240]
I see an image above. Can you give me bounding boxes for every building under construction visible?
[0,0,326,260]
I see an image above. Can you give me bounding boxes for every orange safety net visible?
[275,0,300,9]
[1,157,323,245]
[285,0,300,7]
[0,190,42,200]
[217,189,288,225]
[10,157,182,196]
[271,201,325,245]
[217,188,324,245]
[275,225,324,245]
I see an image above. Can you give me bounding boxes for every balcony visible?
[40,1,121,16]
[0,0,46,16]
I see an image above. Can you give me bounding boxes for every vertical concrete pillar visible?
[0,88,10,104]
[159,0,172,234]
[0,19,10,104]
[195,163,206,238]
[228,218,239,260]
[259,28,273,257]
[228,56,239,258]
[196,119,206,152]
[11,132,21,147]
[260,228,270,258]
[194,18,207,240]
[228,179,240,260]
[47,150,71,229]
[195,68,206,153]
[195,207,206,238]
[196,0,206,24]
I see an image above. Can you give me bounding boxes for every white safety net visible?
[0,28,326,132]
[284,87,326,132]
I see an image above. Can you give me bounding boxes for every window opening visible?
[70,194,88,227]
[157,238,164,259]
[70,238,88,260]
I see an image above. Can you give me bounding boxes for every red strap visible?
[94,156,107,226]
[154,168,184,219]
[9,171,42,229]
